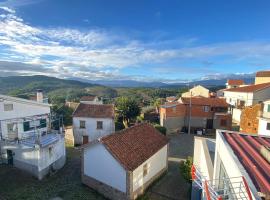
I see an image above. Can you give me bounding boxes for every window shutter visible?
[23,121,30,131]
[40,119,47,128]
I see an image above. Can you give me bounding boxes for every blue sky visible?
[0,0,270,82]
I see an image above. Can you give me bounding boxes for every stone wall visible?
[64,127,74,146]
[240,104,262,134]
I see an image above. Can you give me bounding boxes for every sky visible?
[0,0,270,82]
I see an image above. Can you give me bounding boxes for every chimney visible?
[36,89,43,103]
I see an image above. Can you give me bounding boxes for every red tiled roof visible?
[80,96,97,101]
[180,97,228,107]
[224,82,270,93]
[73,103,114,118]
[227,79,244,85]
[222,132,270,195]
[101,123,169,171]
[256,71,270,77]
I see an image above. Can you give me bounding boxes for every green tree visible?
[115,97,140,128]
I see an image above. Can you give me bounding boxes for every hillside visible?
[0,75,98,94]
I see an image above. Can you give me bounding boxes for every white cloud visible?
[0,7,270,81]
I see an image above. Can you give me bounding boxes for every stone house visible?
[72,103,115,145]
[160,97,231,133]
[82,123,169,200]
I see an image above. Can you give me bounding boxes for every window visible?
[267,123,270,130]
[267,105,270,112]
[4,103,13,111]
[203,106,209,112]
[248,122,251,126]
[40,119,47,128]
[80,120,86,129]
[143,164,149,177]
[97,121,103,129]
[220,119,227,127]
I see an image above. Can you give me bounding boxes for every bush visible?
[153,124,166,135]
[179,156,193,183]
[115,121,125,131]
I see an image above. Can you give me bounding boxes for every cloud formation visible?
[0,6,270,81]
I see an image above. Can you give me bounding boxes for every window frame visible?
[79,120,86,129]
[96,121,103,130]
[4,103,13,111]
[203,106,209,112]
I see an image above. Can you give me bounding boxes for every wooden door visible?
[83,136,89,144]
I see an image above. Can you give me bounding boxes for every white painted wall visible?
[84,143,127,193]
[193,137,214,180]
[232,108,242,123]
[223,91,254,107]
[253,87,270,104]
[132,145,168,192]
[213,132,261,200]
[258,118,270,136]
[73,117,114,143]
[0,96,50,120]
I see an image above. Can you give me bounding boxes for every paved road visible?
[148,133,194,200]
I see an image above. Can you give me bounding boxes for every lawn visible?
[0,145,106,200]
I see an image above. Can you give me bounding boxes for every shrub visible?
[179,156,193,183]
[153,124,166,135]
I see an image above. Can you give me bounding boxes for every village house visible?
[82,123,169,200]
[255,70,270,85]
[72,103,115,145]
[192,130,270,200]
[0,92,66,180]
[258,99,270,137]
[226,79,245,89]
[223,82,270,123]
[181,85,210,98]
[160,97,231,134]
[80,96,103,104]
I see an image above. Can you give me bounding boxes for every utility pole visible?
[188,86,192,135]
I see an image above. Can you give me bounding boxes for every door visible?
[82,136,89,144]
[206,119,213,129]
[7,150,13,165]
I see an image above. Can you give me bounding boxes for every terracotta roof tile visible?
[80,96,97,101]
[180,97,228,107]
[101,123,169,171]
[73,103,114,118]
[224,82,270,93]
[222,132,270,195]
[256,71,270,77]
[227,79,244,85]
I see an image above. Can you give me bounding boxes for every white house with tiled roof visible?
[223,82,270,123]
[72,103,115,145]
[82,123,169,200]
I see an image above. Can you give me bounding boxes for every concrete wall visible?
[224,91,254,107]
[213,132,260,200]
[0,97,50,121]
[132,145,168,192]
[258,118,270,136]
[83,143,127,193]
[162,116,185,133]
[0,136,66,179]
[73,117,115,145]
[255,77,270,84]
[193,137,214,180]
[253,87,270,104]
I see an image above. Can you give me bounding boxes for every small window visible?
[143,163,149,177]
[4,104,13,111]
[266,123,270,130]
[267,105,270,112]
[248,122,251,126]
[220,119,227,127]
[80,120,86,129]
[203,106,209,112]
[97,121,103,129]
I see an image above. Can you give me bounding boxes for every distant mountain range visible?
[70,73,255,88]
[0,73,256,96]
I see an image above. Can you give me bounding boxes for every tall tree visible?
[115,96,140,128]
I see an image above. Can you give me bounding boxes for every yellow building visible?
[255,71,270,84]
